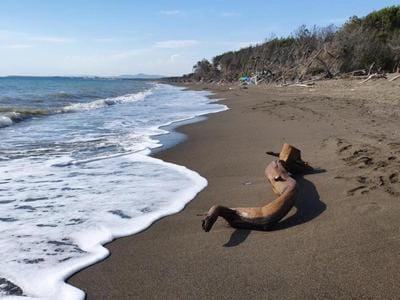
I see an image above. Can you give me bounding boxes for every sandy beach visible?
[69,78,400,299]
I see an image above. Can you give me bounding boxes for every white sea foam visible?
[60,89,153,113]
[0,112,27,128]
[0,115,13,128]
[0,153,207,299]
[0,83,228,299]
[0,89,153,130]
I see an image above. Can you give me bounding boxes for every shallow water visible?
[0,77,227,298]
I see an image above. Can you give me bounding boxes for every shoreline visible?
[69,79,400,298]
[0,83,226,299]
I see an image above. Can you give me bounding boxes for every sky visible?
[0,0,399,76]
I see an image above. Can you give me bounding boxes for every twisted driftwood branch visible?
[202,143,313,232]
[359,73,387,84]
[389,74,400,82]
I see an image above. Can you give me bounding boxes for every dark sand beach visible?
[69,79,400,299]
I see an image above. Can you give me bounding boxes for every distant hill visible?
[115,74,165,79]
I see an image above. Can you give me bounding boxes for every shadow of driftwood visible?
[223,229,251,247]
[271,174,326,231]
[223,169,326,246]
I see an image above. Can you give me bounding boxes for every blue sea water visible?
[0,77,227,299]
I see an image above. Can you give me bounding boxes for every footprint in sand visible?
[346,185,369,196]
[338,144,352,153]
[329,137,400,198]
[357,176,368,184]
[356,156,374,167]
[388,142,400,150]
[385,186,400,197]
[341,145,377,169]
[374,160,389,170]
[389,172,399,184]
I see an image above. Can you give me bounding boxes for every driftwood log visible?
[359,73,387,84]
[389,73,400,82]
[202,143,313,232]
[280,82,315,88]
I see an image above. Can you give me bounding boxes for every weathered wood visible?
[291,83,315,87]
[279,82,315,88]
[201,144,312,232]
[359,73,387,85]
[368,62,376,75]
[359,74,375,84]
[324,44,338,59]
[315,56,333,78]
[389,74,400,82]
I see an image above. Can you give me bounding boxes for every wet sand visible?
[69,78,400,299]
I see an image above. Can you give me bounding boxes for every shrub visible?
[189,5,400,81]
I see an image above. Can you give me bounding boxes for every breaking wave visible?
[0,89,153,128]
[0,82,228,299]
[60,90,153,112]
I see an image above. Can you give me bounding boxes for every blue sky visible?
[0,0,399,76]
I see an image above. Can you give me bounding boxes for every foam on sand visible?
[0,83,228,299]
[0,153,207,299]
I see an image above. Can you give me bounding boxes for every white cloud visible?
[215,40,261,50]
[159,10,182,16]
[327,17,347,25]
[110,48,148,59]
[0,30,75,44]
[168,54,181,62]
[236,41,255,49]
[154,40,199,49]
[4,44,33,49]
[221,11,241,17]
[64,48,148,65]
[92,37,117,43]
[28,36,75,43]
[59,50,192,77]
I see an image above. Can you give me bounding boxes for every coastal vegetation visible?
[179,6,400,83]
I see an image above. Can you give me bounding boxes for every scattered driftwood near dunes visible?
[389,73,400,82]
[202,144,314,232]
[359,73,387,85]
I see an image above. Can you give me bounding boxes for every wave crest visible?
[60,90,153,113]
[0,89,153,128]
[0,115,13,128]
[0,109,52,128]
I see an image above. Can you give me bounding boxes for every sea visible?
[0,77,227,299]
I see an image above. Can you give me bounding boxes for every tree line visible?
[179,6,400,83]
